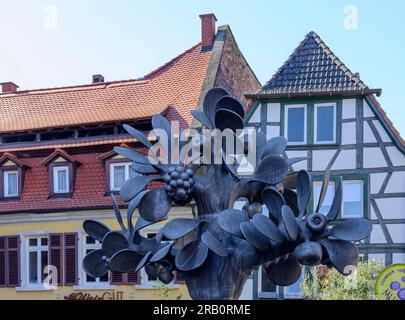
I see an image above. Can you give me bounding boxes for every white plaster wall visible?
[341,122,357,145]
[384,171,405,193]
[342,99,356,119]
[370,224,387,243]
[249,104,261,123]
[331,149,356,170]
[286,150,308,171]
[372,120,392,143]
[393,253,405,264]
[368,254,385,262]
[386,224,405,243]
[267,103,281,123]
[363,147,387,168]
[375,198,405,219]
[370,172,388,194]
[312,149,336,171]
[266,125,280,140]
[370,206,377,220]
[363,99,375,117]
[387,147,405,166]
[387,224,405,243]
[363,122,377,143]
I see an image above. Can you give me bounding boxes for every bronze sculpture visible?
[82,88,372,300]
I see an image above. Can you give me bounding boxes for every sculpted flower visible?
[81,87,373,299]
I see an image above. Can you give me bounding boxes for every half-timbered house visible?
[245,31,405,299]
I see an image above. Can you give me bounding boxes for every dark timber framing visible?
[246,94,405,273]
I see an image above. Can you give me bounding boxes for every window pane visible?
[41,251,48,281]
[29,238,37,246]
[316,106,334,142]
[41,238,48,246]
[113,165,126,189]
[5,172,18,196]
[287,107,305,142]
[285,273,303,296]
[57,169,67,191]
[29,252,38,284]
[343,181,363,217]
[314,182,335,215]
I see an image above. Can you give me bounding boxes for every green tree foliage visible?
[153,280,183,300]
[301,259,384,300]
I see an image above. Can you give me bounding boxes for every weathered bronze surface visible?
[82,87,372,300]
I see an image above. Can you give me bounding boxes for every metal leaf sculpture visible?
[82,87,372,300]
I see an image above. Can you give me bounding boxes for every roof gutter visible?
[245,88,382,100]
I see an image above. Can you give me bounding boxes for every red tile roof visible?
[0,43,211,134]
[0,152,131,213]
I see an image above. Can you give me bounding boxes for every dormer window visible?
[0,153,26,200]
[53,165,70,194]
[110,162,135,191]
[41,149,79,198]
[99,147,140,194]
[4,170,18,197]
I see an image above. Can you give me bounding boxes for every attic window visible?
[0,156,25,200]
[41,150,79,198]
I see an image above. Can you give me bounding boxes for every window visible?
[27,237,48,285]
[110,162,136,191]
[342,180,363,218]
[285,105,307,144]
[313,179,364,218]
[3,170,18,197]
[82,236,109,284]
[53,166,69,193]
[315,103,336,144]
[284,271,304,299]
[313,181,335,215]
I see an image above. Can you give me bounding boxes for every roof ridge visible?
[257,31,371,96]
[144,42,202,79]
[310,32,367,89]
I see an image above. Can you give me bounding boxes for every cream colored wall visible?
[0,207,193,300]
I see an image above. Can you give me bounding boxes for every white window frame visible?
[342,180,363,218]
[109,162,133,191]
[314,102,337,144]
[313,180,363,218]
[313,181,336,215]
[53,165,69,193]
[284,104,307,145]
[17,231,54,292]
[76,232,112,290]
[3,170,18,197]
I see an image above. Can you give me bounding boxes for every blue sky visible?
[0,0,404,135]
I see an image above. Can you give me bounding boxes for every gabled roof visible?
[246,31,381,99]
[0,152,26,167]
[41,149,80,166]
[0,43,211,134]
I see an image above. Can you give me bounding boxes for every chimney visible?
[1,82,19,93]
[199,13,217,51]
[92,74,105,83]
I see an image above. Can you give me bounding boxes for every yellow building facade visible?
[0,207,193,300]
